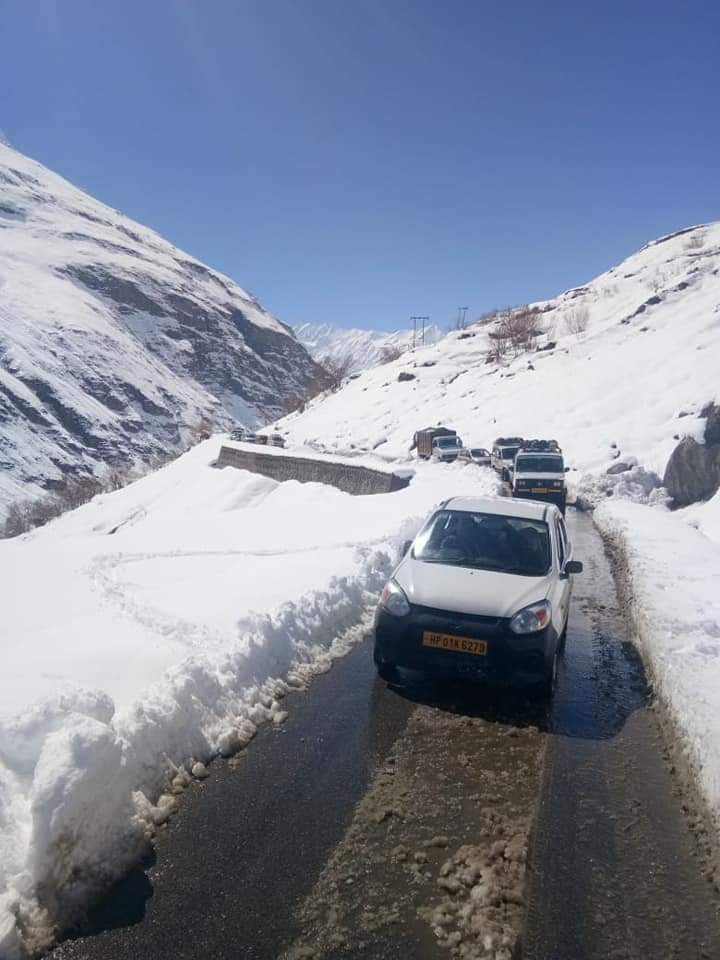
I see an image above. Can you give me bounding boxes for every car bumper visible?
[513,488,565,504]
[374,604,557,684]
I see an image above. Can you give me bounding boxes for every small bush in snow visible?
[564,305,590,338]
[379,344,405,364]
[486,305,543,362]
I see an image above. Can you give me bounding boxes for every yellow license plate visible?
[530,487,548,494]
[422,632,488,656]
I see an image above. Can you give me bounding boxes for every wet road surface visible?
[52,643,414,960]
[50,511,720,960]
[524,511,720,959]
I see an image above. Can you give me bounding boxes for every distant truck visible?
[511,440,568,514]
[490,437,524,481]
[412,427,464,462]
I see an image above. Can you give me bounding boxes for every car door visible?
[554,515,572,632]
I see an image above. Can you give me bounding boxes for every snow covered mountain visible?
[0,142,327,514]
[284,223,720,491]
[295,321,443,374]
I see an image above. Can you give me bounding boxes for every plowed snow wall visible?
[216,445,410,495]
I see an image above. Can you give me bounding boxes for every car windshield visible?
[471,448,488,456]
[515,455,564,473]
[413,509,551,576]
[436,436,461,447]
[501,446,520,460]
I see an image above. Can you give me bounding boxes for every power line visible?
[410,315,430,348]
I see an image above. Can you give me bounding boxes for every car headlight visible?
[379,579,411,617]
[509,600,551,634]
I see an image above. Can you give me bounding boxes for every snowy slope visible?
[284,223,720,484]
[295,321,443,373]
[0,142,327,515]
[0,439,497,957]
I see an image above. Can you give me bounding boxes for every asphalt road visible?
[50,511,720,960]
[52,642,415,960]
[523,512,720,959]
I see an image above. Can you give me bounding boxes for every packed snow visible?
[295,321,443,374]
[0,141,325,515]
[596,497,720,829]
[0,438,497,957]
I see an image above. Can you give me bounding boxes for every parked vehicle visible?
[431,435,464,462]
[412,427,463,462]
[491,437,524,481]
[229,428,270,446]
[458,447,491,467]
[511,441,568,514]
[373,496,582,697]
[267,433,286,448]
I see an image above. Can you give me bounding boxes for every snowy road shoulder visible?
[595,498,720,829]
[0,440,498,958]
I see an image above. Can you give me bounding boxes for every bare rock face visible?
[702,402,720,446]
[664,404,720,506]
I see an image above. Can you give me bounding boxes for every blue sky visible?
[2,0,718,330]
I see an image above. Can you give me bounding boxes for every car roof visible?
[516,450,563,457]
[443,495,554,521]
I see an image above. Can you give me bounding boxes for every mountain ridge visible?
[295,321,444,374]
[0,142,327,515]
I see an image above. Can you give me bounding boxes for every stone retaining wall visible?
[215,445,411,495]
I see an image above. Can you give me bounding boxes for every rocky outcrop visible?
[663,403,720,506]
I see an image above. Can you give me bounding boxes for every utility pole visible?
[457,306,468,330]
[411,315,430,348]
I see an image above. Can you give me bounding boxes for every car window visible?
[515,455,564,472]
[556,518,566,565]
[558,517,569,563]
[413,509,551,577]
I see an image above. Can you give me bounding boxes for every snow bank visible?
[0,438,498,956]
[595,499,720,826]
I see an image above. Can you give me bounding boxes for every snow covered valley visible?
[2,217,720,958]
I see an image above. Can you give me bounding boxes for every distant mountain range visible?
[295,321,444,374]
[0,142,327,515]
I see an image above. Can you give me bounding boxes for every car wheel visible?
[374,650,399,683]
[532,653,557,700]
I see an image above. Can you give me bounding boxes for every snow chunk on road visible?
[596,499,720,826]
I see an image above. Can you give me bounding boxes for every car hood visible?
[395,557,552,619]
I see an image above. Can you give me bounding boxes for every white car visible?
[459,447,491,467]
[373,496,582,696]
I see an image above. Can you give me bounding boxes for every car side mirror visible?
[401,540,413,557]
[564,560,583,575]
[564,467,570,473]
